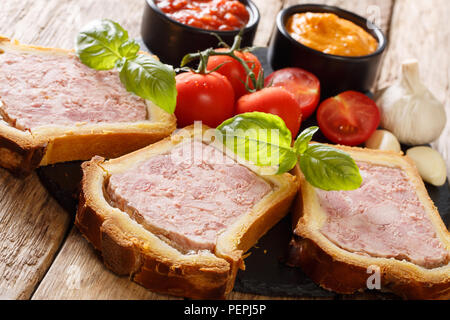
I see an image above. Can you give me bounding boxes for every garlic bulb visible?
[375,59,446,145]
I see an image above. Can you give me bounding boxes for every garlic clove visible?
[365,130,401,152]
[375,59,447,145]
[406,146,447,186]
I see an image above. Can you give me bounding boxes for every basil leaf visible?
[299,144,362,191]
[294,126,319,155]
[217,112,298,174]
[119,55,177,114]
[76,19,132,70]
[118,39,140,60]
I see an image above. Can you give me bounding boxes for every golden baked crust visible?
[75,125,299,299]
[0,36,176,176]
[291,145,450,300]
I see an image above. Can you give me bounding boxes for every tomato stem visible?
[180,31,264,92]
[210,33,230,49]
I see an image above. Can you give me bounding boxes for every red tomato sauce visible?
[155,0,250,31]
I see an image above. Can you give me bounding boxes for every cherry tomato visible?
[235,87,302,137]
[317,91,380,146]
[264,67,320,120]
[175,71,235,128]
[206,48,262,100]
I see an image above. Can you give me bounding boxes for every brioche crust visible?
[0,36,176,176]
[291,145,450,300]
[75,125,298,299]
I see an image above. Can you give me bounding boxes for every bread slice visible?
[75,125,298,299]
[0,36,176,176]
[290,145,450,300]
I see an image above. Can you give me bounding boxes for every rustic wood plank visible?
[0,171,70,299]
[32,227,180,300]
[1,0,146,48]
[376,0,450,175]
[251,0,284,46]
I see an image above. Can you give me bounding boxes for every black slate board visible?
[36,46,450,298]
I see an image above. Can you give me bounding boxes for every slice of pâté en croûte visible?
[76,125,298,299]
[290,145,450,300]
[0,36,175,176]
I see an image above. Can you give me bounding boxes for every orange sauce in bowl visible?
[285,12,378,57]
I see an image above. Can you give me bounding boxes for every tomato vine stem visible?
[180,30,264,92]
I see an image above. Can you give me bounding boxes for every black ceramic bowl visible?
[141,0,260,67]
[268,4,387,98]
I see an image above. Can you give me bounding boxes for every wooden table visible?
[0,0,448,300]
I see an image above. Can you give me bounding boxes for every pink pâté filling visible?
[317,162,449,269]
[107,140,272,252]
[0,50,147,130]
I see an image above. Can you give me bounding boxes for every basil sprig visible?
[217,112,362,191]
[75,19,176,114]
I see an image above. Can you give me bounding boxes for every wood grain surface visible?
[32,228,180,300]
[376,0,450,176]
[0,172,70,299]
[1,0,145,48]
[0,0,448,300]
